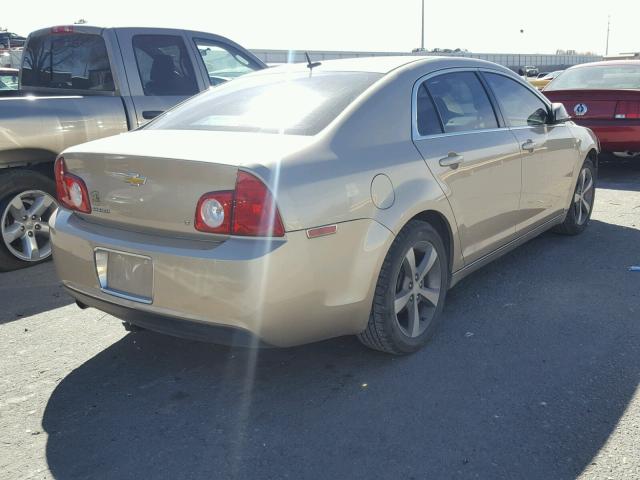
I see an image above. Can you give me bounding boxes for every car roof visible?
[570,60,640,69]
[259,55,513,75]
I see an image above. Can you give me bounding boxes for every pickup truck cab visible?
[0,25,265,271]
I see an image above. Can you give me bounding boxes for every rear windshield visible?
[546,64,640,91]
[147,71,382,135]
[21,33,114,91]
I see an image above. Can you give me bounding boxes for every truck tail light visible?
[195,171,284,237]
[54,157,91,213]
[614,101,640,119]
[51,26,75,34]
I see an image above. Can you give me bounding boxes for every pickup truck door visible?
[115,28,208,127]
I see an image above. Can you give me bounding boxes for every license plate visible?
[95,248,153,304]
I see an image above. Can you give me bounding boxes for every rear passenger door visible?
[116,29,206,127]
[412,70,522,265]
[482,72,576,232]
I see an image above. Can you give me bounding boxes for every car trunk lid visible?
[544,89,640,120]
[61,129,313,237]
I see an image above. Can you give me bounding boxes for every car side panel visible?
[266,69,465,274]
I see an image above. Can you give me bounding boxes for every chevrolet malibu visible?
[50,57,599,354]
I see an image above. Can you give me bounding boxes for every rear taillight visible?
[195,171,285,237]
[614,101,640,119]
[54,157,91,213]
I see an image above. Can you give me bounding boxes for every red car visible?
[544,61,640,158]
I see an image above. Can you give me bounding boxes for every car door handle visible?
[142,110,164,120]
[522,139,536,152]
[439,153,464,168]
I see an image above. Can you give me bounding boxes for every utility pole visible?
[421,0,425,51]
[605,15,610,56]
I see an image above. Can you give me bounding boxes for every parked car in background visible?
[50,57,598,354]
[0,67,18,89]
[544,61,640,158]
[0,25,265,271]
[529,70,564,90]
[0,32,26,49]
[524,65,539,77]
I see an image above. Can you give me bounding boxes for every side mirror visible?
[551,103,571,124]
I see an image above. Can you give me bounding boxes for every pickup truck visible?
[0,25,265,271]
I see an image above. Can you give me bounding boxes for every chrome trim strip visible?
[93,247,154,305]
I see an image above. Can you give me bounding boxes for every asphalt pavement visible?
[1,162,639,479]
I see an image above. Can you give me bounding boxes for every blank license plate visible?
[95,249,153,303]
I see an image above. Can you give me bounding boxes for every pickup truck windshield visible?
[21,33,114,91]
[147,71,382,135]
[546,64,640,91]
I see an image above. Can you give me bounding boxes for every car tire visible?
[552,158,596,236]
[358,220,449,355]
[0,169,57,272]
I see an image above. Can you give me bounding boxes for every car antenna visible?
[305,52,321,71]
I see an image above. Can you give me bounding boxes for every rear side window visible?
[425,72,498,133]
[194,39,260,86]
[484,73,549,127]
[21,33,114,91]
[133,35,198,96]
[416,83,443,136]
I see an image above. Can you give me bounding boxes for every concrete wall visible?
[250,49,602,71]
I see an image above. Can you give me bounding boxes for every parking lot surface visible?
[1,163,639,480]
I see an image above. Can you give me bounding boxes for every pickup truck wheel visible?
[0,171,57,271]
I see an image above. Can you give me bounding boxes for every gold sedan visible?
[50,57,598,354]
[529,70,564,90]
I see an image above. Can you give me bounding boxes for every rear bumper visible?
[573,119,640,153]
[50,209,394,347]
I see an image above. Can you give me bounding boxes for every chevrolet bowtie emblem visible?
[123,173,147,186]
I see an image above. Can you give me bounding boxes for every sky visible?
[1,0,638,55]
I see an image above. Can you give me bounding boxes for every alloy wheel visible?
[394,241,442,338]
[1,190,57,262]
[574,167,594,226]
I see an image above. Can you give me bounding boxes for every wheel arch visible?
[406,209,455,281]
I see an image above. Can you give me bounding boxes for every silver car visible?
[50,56,598,354]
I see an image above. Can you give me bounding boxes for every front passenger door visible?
[412,71,522,265]
[483,72,576,232]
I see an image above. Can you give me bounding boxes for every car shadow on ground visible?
[599,160,640,192]
[0,261,72,324]
[42,219,639,480]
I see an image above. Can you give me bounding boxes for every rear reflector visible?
[306,225,337,239]
[614,101,640,119]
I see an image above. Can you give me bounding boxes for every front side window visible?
[21,33,114,91]
[194,39,260,86]
[484,73,549,127]
[545,64,640,91]
[147,71,381,136]
[425,72,498,133]
[133,35,198,96]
